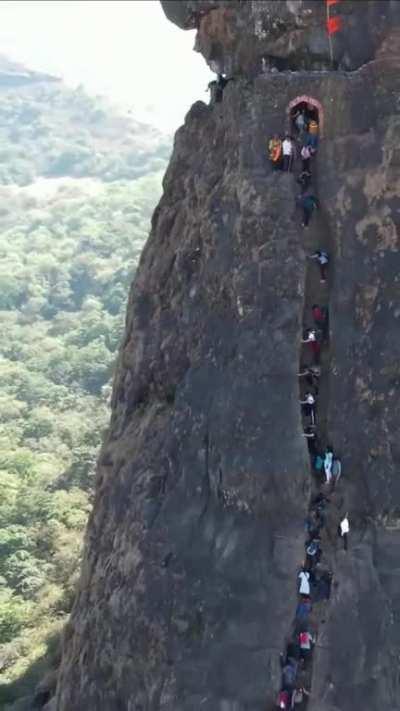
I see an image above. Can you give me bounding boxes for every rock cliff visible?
[54,2,400,709]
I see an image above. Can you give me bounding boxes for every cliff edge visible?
[54,2,400,709]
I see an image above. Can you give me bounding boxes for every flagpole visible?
[326,0,334,67]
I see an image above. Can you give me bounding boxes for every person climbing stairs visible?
[274,104,350,710]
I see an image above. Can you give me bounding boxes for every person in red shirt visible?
[312,304,324,324]
[312,304,329,340]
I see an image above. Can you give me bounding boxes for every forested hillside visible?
[0,80,170,185]
[0,71,169,708]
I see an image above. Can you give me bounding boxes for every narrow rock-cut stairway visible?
[298,170,333,707]
[300,159,332,450]
[275,147,344,709]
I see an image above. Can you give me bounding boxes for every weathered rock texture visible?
[162,0,400,73]
[55,2,400,709]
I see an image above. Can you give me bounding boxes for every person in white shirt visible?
[298,568,310,596]
[301,328,321,364]
[308,250,329,283]
[338,513,350,550]
[301,328,316,343]
[299,392,316,424]
[282,134,294,172]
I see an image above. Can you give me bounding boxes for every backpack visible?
[299,570,309,587]
[314,455,324,471]
[306,540,319,556]
[296,600,311,620]
[283,663,297,687]
[299,632,310,648]
[293,689,304,703]
[278,690,290,708]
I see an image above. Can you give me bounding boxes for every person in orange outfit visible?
[268,134,282,170]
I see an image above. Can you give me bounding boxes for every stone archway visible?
[287,95,324,135]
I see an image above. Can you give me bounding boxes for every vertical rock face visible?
[162,0,400,73]
[55,2,400,710]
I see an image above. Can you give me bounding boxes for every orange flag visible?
[327,16,342,35]
[326,0,341,5]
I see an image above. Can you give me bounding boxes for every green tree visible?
[0,589,31,643]
[0,71,168,702]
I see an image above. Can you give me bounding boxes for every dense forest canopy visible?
[0,78,170,185]
[0,70,169,708]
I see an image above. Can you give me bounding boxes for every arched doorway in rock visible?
[287,95,324,137]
